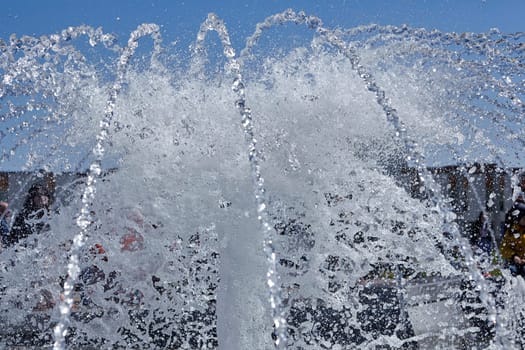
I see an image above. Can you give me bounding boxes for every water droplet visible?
[2,74,13,85]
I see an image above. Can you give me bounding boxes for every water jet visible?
[0,10,524,349]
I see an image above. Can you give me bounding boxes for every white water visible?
[0,10,525,349]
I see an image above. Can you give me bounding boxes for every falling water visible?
[192,13,288,348]
[1,9,525,350]
[53,23,162,350]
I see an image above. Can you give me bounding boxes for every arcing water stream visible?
[0,10,525,349]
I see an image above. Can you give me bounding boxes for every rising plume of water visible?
[192,12,288,348]
[0,9,525,350]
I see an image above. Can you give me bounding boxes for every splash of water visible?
[1,9,525,350]
[240,9,502,343]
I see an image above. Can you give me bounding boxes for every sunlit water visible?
[1,9,525,350]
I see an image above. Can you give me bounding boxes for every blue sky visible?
[0,1,524,171]
[1,0,524,51]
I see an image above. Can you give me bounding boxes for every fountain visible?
[1,9,525,349]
